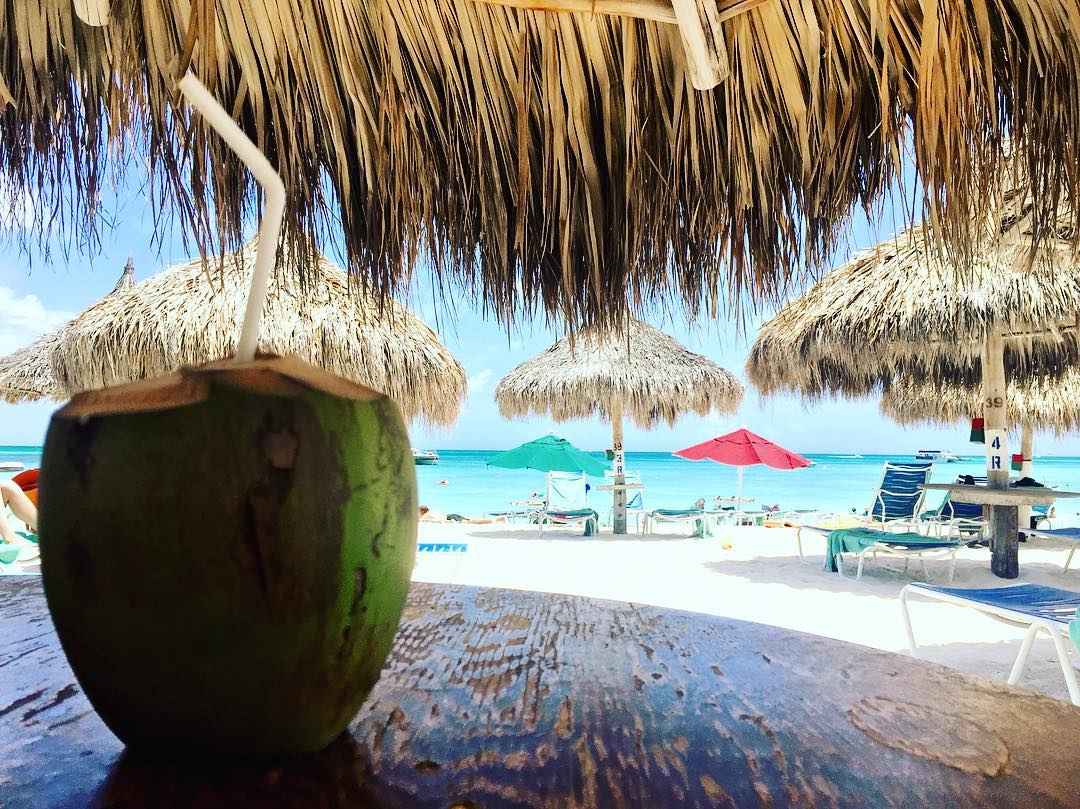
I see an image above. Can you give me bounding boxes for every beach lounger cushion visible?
[901,582,1080,705]
[1021,527,1080,571]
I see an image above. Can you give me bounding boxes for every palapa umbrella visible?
[747,218,1080,577]
[487,435,609,477]
[5,244,467,426]
[0,257,136,404]
[675,429,810,515]
[4,1,1080,328]
[494,318,742,533]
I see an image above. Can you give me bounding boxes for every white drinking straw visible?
[177,73,285,363]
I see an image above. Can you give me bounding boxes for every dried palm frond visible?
[495,318,742,427]
[881,372,1080,435]
[1,0,1079,326]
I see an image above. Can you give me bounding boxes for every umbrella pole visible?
[982,331,1017,578]
[1018,420,1034,529]
[612,409,626,535]
[737,466,744,518]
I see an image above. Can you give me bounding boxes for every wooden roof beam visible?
[475,0,770,90]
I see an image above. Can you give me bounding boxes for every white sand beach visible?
[414,521,1080,704]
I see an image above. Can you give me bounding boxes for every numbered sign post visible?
[611,407,627,535]
[984,429,1008,477]
[982,331,1018,578]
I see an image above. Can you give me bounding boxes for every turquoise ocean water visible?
[7,445,1080,525]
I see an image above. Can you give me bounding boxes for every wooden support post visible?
[612,409,627,535]
[669,0,728,89]
[982,331,1017,578]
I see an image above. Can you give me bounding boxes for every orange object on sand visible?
[12,468,39,506]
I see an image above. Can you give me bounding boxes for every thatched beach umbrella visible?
[0,257,137,404]
[495,318,743,532]
[747,224,1080,577]
[3,2,1080,326]
[46,244,466,426]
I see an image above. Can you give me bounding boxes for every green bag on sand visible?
[692,518,713,539]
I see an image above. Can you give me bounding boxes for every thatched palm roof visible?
[880,373,1080,436]
[3,2,1080,326]
[494,319,742,427]
[746,224,1080,399]
[0,257,137,404]
[44,244,466,426]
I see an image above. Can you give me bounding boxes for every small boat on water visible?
[412,448,440,465]
[915,449,961,462]
[0,461,24,472]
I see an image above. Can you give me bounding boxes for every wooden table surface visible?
[2,576,1079,808]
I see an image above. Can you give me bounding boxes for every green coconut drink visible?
[38,357,417,757]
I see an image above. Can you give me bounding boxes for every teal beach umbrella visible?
[488,435,608,477]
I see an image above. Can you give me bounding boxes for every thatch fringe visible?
[881,372,1080,435]
[494,318,742,428]
[0,259,136,404]
[0,243,466,425]
[2,1,1080,325]
[746,224,1080,399]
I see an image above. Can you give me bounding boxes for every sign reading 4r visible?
[985,429,1008,473]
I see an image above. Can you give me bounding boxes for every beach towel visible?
[824,529,961,572]
[545,509,599,536]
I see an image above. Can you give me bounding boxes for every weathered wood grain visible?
[2,577,1079,807]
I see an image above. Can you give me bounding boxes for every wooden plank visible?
[4,578,1080,806]
[920,483,1074,507]
[474,0,770,90]
[670,0,728,89]
[475,0,678,24]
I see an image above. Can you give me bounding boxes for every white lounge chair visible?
[797,461,934,558]
[539,471,598,536]
[645,498,710,537]
[1020,526,1080,572]
[900,582,1080,705]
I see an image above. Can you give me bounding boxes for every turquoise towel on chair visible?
[824,529,959,572]
[0,544,22,565]
[691,517,713,539]
[1071,609,1080,654]
[546,509,599,536]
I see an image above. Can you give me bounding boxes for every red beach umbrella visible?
[674,429,810,512]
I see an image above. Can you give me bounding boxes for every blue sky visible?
[2,177,1078,457]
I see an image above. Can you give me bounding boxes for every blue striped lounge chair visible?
[797,461,934,557]
[901,583,1080,705]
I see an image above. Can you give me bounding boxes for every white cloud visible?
[0,287,72,355]
[468,368,494,394]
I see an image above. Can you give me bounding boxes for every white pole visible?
[177,73,286,364]
[737,466,744,519]
[1019,421,1034,529]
